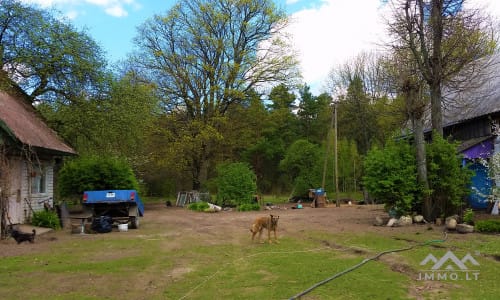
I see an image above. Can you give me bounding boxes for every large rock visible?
[456,223,474,233]
[445,217,457,230]
[413,215,424,223]
[397,215,413,226]
[386,218,398,227]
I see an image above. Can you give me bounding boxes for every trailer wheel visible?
[130,216,139,229]
[130,217,139,229]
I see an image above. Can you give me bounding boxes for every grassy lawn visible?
[1,206,498,300]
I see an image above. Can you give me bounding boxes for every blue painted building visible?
[441,56,500,209]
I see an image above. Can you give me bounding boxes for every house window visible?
[31,166,46,194]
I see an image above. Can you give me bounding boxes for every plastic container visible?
[118,223,128,232]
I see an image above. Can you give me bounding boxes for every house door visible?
[468,162,493,209]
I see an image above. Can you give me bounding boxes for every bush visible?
[216,162,257,207]
[187,202,209,212]
[58,155,139,198]
[475,220,500,233]
[237,203,261,211]
[31,210,61,229]
[363,139,420,216]
[463,208,474,225]
[426,134,473,216]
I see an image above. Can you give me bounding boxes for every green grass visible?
[1,221,499,299]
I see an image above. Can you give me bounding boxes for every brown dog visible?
[250,214,279,244]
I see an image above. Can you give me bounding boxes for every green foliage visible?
[57,155,139,197]
[364,134,474,217]
[338,75,378,155]
[296,85,331,144]
[363,139,420,215]
[31,210,61,230]
[280,139,322,193]
[216,162,257,206]
[475,219,500,233]
[463,208,474,225]
[187,202,210,212]
[132,0,299,190]
[237,203,260,211]
[0,0,109,104]
[426,134,473,215]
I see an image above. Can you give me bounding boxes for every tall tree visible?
[387,0,497,135]
[0,0,109,103]
[132,0,299,189]
[297,85,332,144]
[326,52,401,150]
[242,84,299,193]
[385,50,432,219]
[339,75,377,156]
[39,71,159,168]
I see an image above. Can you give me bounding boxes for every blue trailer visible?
[82,190,144,229]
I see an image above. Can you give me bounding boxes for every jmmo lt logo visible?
[418,250,480,281]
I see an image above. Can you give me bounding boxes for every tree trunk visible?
[430,81,443,136]
[413,115,432,221]
[430,0,444,136]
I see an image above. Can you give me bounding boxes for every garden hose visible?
[288,231,448,300]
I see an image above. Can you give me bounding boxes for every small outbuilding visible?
[0,87,76,236]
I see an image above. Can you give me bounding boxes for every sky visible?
[20,0,500,95]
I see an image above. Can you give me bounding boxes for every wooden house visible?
[0,89,76,234]
[440,60,500,209]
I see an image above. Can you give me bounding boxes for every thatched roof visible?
[0,90,76,155]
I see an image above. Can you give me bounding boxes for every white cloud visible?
[285,0,389,93]
[21,0,139,18]
[65,9,79,20]
[287,0,499,94]
[104,4,128,17]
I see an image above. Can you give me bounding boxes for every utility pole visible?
[321,106,335,190]
[334,101,340,207]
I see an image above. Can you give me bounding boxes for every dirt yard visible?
[0,202,454,257]
[2,201,499,300]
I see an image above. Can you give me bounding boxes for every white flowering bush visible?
[491,152,500,198]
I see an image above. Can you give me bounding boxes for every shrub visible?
[237,203,261,211]
[475,220,500,233]
[31,210,61,229]
[187,202,209,212]
[363,139,420,216]
[58,155,139,198]
[216,162,257,207]
[463,208,474,225]
[426,134,473,216]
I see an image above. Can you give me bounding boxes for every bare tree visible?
[386,0,498,135]
[325,51,392,101]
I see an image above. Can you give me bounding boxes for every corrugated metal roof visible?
[442,54,500,126]
[0,91,76,155]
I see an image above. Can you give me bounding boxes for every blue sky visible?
[20,0,500,95]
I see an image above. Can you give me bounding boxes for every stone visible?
[445,217,457,230]
[413,215,424,223]
[386,218,398,227]
[397,215,413,226]
[456,223,474,233]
